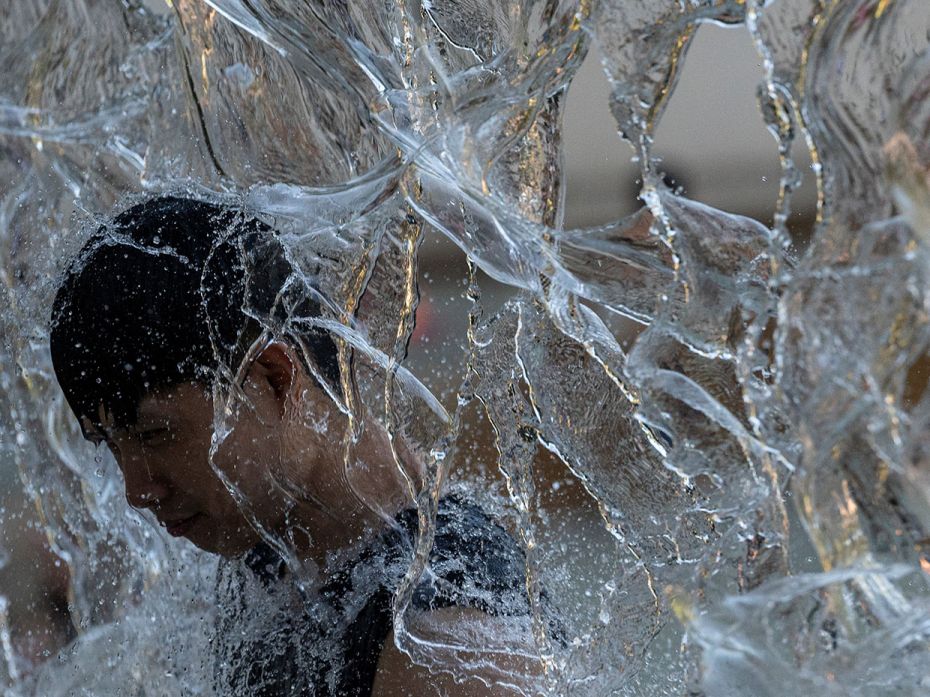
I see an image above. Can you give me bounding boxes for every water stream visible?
[1,0,930,694]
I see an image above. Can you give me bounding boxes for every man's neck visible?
[279,420,421,569]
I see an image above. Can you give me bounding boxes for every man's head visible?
[50,196,342,555]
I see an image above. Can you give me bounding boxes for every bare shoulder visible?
[370,606,548,697]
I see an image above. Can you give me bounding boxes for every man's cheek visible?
[209,448,258,494]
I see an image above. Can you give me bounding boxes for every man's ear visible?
[248,342,301,415]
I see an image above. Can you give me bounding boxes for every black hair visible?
[50,195,339,433]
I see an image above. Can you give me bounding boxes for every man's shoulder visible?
[393,495,530,616]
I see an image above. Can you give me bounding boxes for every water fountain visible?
[1,0,929,694]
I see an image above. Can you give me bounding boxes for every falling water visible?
[1,0,929,694]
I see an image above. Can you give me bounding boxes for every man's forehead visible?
[136,383,212,418]
[82,382,210,436]
[77,403,128,441]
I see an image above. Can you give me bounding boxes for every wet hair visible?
[50,195,339,433]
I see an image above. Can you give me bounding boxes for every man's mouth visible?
[163,513,202,537]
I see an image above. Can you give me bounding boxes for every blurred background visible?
[416,21,818,366]
[0,20,819,675]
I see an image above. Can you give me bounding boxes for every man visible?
[49,196,547,696]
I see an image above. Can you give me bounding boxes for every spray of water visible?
[1,0,929,694]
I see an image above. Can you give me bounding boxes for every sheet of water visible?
[1,0,929,694]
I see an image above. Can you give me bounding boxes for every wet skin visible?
[85,382,272,555]
[76,343,544,695]
[82,344,351,558]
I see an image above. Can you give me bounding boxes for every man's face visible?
[85,382,289,557]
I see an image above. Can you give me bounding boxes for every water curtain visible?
[0,0,929,694]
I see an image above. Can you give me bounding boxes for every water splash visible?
[0,0,928,694]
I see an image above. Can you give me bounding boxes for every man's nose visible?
[121,455,172,510]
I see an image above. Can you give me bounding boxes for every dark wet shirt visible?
[215,496,531,696]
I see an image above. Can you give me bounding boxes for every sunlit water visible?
[1,0,930,694]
